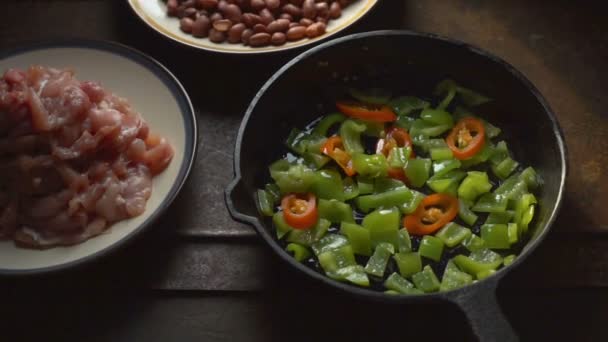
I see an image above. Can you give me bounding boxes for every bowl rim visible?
[229,29,568,301]
[127,0,380,55]
[0,39,198,276]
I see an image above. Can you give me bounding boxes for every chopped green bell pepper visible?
[472,193,509,213]
[357,176,374,195]
[340,222,372,256]
[374,178,406,192]
[514,193,537,234]
[453,249,503,278]
[404,158,431,187]
[396,115,416,130]
[491,156,519,180]
[480,224,511,249]
[410,119,452,137]
[365,242,395,277]
[389,96,430,116]
[312,234,349,255]
[387,146,412,168]
[318,199,355,223]
[286,243,312,262]
[343,177,359,201]
[397,229,412,253]
[427,169,466,195]
[328,265,370,287]
[317,244,359,281]
[458,171,492,201]
[287,218,330,246]
[432,159,462,178]
[273,211,292,239]
[508,223,519,244]
[421,108,454,127]
[440,260,473,292]
[462,233,486,252]
[458,199,478,226]
[313,112,346,137]
[419,236,445,262]
[339,120,366,154]
[352,153,389,178]
[494,173,528,201]
[412,265,441,293]
[503,254,516,266]
[401,189,425,215]
[435,79,491,107]
[460,142,495,168]
[520,166,540,189]
[362,207,400,249]
[430,147,454,161]
[384,273,423,294]
[286,129,330,168]
[414,137,447,152]
[256,189,275,217]
[355,188,413,213]
[264,183,281,204]
[270,161,316,194]
[312,169,345,201]
[349,88,392,105]
[476,269,496,280]
[485,211,514,224]
[435,222,472,248]
[394,252,422,278]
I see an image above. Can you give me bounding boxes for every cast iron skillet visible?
[225,30,567,341]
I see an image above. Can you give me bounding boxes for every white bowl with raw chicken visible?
[0,41,197,274]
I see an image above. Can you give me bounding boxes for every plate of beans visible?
[128,0,378,53]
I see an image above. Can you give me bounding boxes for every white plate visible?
[0,40,197,274]
[128,0,378,54]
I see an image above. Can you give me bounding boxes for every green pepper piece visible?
[476,269,496,280]
[357,176,374,195]
[313,112,346,137]
[489,141,509,163]
[432,159,462,178]
[458,199,478,226]
[419,236,445,262]
[508,223,519,244]
[270,162,316,194]
[472,193,509,213]
[453,249,503,277]
[462,234,486,252]
[303,152,331,169]
[494,173,528,200]
[354,119,385,137]
[264,183,281,204]
[352,153,389,178]
[420,108,454,126]
[362,207,400,249]
[514,193,537,234]
[435,80,457,110]
[410,119,451,137]
[440,260,473,292]
[343,177,359,201]
[340,222,372,256]
[435,222,472,248]
[389,96,430,116]
[430,147,454,161]
[404,158,431,187]
[485,211,514,224]
[397,229,412,253]
[328,265,370,287]
[412,265,441,293]
[396,115,416,130]
[339,120,366,154]
[387,146,412,168]
[287,218,331,246]
[374,178,406,192]
[273,211,292,239]
[401,189,425,215]
[427,170,466,195]
[318,246,356,274]
[384,273,423,294]
[480,224,510,249]
[318,199,355,223]
[414,137,447,152]
[286,129,329,168]
[349,88,392,105]
[503,254,516,266]
[365,242,395,277]
[285,128,309,155]
[256,189,275,217]
[311,169,345,201]
[460,142,495,168]
[491,157,519,180]
[355,188,413,213]
[435,79,491,107]
[385,290,400,295]
[312,234,349,255]
[519,166,540,189]
[458,171,493,201]
[286,243,312,262]
[394,252,422,278]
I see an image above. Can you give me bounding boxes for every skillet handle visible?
[449,278,519,342]
[225,177,259,227]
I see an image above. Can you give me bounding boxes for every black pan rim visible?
[228,29,568,302]
[0,38,198,276]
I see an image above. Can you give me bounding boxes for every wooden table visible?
[1,1,607,341]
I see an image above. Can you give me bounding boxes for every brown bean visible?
[267,19,290,33]
[213,19,233,31]
[217,0,228,11]
[265,0,280,10]
[250,0,266,11]
[315,16,328,24]
[249,32,271,46]
[223,4,243,22]
[241,28,254,44]
[279,13,293,21]
[198,0,218,10]
[183,7,198,18]
[329,1,341,18]
[209,28,227,42]
[183,0,196,7]
[253,23,267,33]
[288,22,299,28]
[282,4,302,17]
[228,23,247,43]
[167,0,179,17]
[179,17,194,33]
[192,15,211,37]
[242,13,261,27]
[259,8,274,25]
[305,21,325,38]
[338,0,350,7]
[299,18,313,26]
[210,12,223,22]
[271,32,287,45]
[302,0,317,19]
[289,0,303,5]
[315,2,328,19]
[286,25,306,40]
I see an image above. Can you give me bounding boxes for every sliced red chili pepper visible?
[446,117,485,160]
[281,193,318,230]
[336,101,397,122]
[403,193,459,235]
[320,135,356,176]
[376,127,415,183]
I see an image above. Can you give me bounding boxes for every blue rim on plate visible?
[0,39,198,276]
